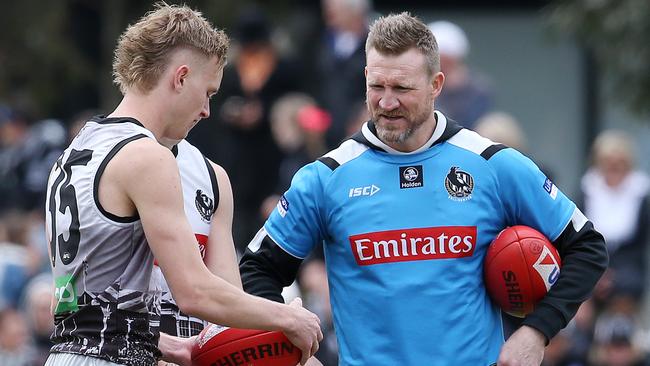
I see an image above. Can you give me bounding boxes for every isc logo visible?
[349,185,380,197]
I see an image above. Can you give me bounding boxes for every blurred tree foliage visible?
[546,0,650,117]
[0,0,306,122]
[0,1,99,120]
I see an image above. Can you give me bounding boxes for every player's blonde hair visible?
[112,2,229,94]
[365,12,440,77]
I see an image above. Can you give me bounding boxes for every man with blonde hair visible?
[45,4,321,366]
[240,12,607,365]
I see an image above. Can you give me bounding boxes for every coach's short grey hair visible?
[365,12,439,76]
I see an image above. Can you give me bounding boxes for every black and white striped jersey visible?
[45,116,160,366]
[150,139,218,338]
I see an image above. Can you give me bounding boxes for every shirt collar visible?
[350,111,462,154]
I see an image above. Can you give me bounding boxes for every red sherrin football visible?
[191,324,301,366]
[484,225,561,318]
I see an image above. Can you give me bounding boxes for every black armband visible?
[522,215,608,341]
[239,233,303,303]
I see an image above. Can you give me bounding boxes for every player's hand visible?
[497,325,545,366]
[159,335,195,366]
[284,297,323,365]
[296,356,324,366]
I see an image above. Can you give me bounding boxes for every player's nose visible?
[200,99,210,119]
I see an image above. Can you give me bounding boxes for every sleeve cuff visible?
[521,303,567,344]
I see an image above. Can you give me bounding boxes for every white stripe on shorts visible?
[45,353,124,366]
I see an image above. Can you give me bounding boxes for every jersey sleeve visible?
[490,148,608,341]
[490,148,574,241]
[264,162,327,259]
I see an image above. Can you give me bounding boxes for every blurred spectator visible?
[0,211,40,310]
[474,111,555,181]
[428,20,493,128]
[569,299,598,363]
[543,328,583,366]
[591,313,650,366]
[344,100,370,139]
[580,130,649,303]
[189,7,304,251]
[0,105,29,211]
[317,0,370,148]
[474,111,527,151]
[269,93,330,193]
[298,259,338,366]
[261,93,331,259]
[0,107,66,212]
[543,299,596,366]
[21,274,53,366]
[0,308,35,366]
[66,109,99,142]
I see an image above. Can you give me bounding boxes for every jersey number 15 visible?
[47,149,93,267]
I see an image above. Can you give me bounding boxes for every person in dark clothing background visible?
[189,7,305,251]
[316,0,370,148]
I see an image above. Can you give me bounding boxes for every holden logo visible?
[403,167,419,181]
[399,165,423,189]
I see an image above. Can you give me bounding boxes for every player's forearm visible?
[207,234,243,289]
[177,273,295,332]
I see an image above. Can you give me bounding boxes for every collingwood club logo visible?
[399,165,423,189]
[195,189,214,222]
[445,166,474,201]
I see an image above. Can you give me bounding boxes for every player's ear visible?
[173,65,190,92]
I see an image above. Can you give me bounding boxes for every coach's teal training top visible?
[264,112,575,366]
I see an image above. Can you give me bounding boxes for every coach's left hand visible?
[497,325,545,366]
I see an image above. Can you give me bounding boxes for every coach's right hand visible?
[283,298,323,365]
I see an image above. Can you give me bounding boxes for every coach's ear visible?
[172,65,190,92]
[431,71,444,99]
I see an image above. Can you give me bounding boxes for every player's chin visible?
[172,132,189,142]
[187,121,199,133]
[177,126,193,139]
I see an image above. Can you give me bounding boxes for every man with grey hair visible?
[241,12,607,366]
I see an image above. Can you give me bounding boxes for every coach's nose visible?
[378,91,399,111]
